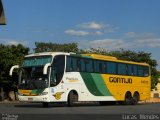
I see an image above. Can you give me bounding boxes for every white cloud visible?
[0,38,27,46]
[94,31,103,35]
[7,40,20,45]
[78,21,119,33]
[125,32,160,48]
[65,29,89,36]
[136,38,160,48]
[125,32,155,39]
[79,21,104,30]
[105,24,119,33]
[65,21,118,37]
[125,32,137,38]
[78,32,160,50]
[79,39,125,50]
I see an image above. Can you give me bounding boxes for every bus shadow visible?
[14,102,99,108]
[14,102,145,108]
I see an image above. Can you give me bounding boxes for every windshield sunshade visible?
[22,56,52,67]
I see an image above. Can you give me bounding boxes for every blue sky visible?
[1,0,160,69]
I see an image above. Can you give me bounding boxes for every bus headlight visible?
[39,92,48,96]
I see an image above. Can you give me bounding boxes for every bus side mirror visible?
[43,63,51,75]
[9,65,20,76]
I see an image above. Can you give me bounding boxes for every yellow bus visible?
[10,52,151,107]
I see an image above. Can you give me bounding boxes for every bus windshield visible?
[18,66,49,90]
[18,56,52,90]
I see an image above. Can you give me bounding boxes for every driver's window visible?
[50,66,57,86]
[50,55,65,87]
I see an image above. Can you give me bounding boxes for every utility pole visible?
[0,0,6,25]
[0,0,6,101]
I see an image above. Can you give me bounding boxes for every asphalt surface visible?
[0,102,160,120]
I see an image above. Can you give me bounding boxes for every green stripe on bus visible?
[91,73,111,96]
[80,73,111,96]
[80,73,102,96]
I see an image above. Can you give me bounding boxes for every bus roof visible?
[25,52,70,57]
[25,52,149,66]
[81,53,149,66]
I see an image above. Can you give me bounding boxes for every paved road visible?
[0,102,160,120]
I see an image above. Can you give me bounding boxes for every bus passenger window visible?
[72,58,77,71]
[118,63,127,75]
[127,64,133,76]
[143,66,149,77]
[66,57,72,71]
[86,60,93,72]
[94,61,99,73]
[99,62,103,73]
[138,66,144,76]
[107,62,116,74]
[133,65,138,76]
[103,62,107,73]
[77,59,81,71]
[79,59,84,72]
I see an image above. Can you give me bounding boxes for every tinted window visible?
[99,61,105,73]
[81,59,85,72]
[103,62,108,73]
[66,57,72,71]
[66,56,149,77]
[138,66,144,76]
[94,61,99,73]
[118,63,126,75]
[50,55,65,86]
[77,59,81,71]
[72,58,78,71]
[133,65,138,76]
[107,62,116,74]
[144,66,149,77]
[66,57,78,71]
[127,64,133,76]
[85,59,93,72]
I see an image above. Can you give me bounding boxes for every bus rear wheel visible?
[124,92,132,105]
[131,92,139,105]
[68,91,78,107]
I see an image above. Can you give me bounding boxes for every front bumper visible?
[18,95,50,102]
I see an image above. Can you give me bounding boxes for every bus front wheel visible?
[67,91,78,107]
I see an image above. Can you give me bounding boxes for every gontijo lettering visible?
[109,77,132,84]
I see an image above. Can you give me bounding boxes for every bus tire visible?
[124,92,132,105]
[42,102,49,107]
[131,92,139,105]
[68,91,78,107]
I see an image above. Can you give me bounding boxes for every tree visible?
[0,44,29,100]
[34,42,79,53]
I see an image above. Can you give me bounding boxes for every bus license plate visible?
[28,98,33,101]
